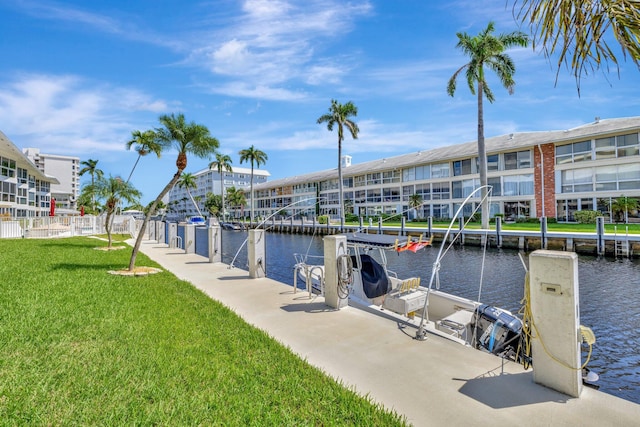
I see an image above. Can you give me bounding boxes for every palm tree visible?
[317,99,360,231]
[226,186,246,219]
[204,192,222,217]
[93,175,141,248]
[128,113,219,271]
[409,193,423,219]
[177,172,202,217]
[447,22,528,229]
[209,153,233,221]
[125,130,163,183]
[611,196,639,223]
[512,0,640,93]
[78,159,104,211]
[238,145,268,224]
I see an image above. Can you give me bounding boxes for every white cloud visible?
[0,73,168,154]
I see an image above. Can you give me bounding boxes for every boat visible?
[294,188,526,362]
[301,231,523,359]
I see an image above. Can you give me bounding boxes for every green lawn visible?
[0,238,406,426]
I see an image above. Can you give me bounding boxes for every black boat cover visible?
[352,254,391,299]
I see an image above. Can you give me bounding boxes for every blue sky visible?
[1,0,638,205]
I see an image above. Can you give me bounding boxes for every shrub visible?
[574,210,598,224]
[318,215,329,224]
[345,213,359,222]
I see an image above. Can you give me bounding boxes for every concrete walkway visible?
[135,239,640,426]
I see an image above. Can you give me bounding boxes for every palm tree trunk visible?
[338,136,344,231]
[249,164,254,224]
[477,81,489,229]
[128,170,183,270]
[220,175,225,221]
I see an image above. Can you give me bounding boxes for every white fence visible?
[0,215,140,239]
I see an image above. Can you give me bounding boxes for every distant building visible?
[0,132,59,217]
[251,116,640,223]
[23,148,80,212]
[168,165,270,218]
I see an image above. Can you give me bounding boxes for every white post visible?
[248,229,266,278]
[208,225,221,263]
[529,250,582,397]
[324,235,349,309]
[184,224,195,254]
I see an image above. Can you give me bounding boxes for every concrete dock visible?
[135,239,640,426]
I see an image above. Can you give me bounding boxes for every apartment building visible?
[0,131,59,217]
[251,116,640,223]
[23,148,80,211]
[167,165,270,218]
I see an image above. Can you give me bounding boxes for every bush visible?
[574,210,598,224]
[345,213,359,222]
[318,215,329,224]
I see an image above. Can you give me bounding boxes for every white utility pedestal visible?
[248,229,266,278]
[208,225,221,263]
[324,235,349,309]
[529,250,582,397]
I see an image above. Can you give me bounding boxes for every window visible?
[383,187,400,202]
[382,170,400,184]
[453,159,472,176]
[595,137,616,160]
[402,168,415,182]
[415,165,430,180]
[555,140,592,165]
[504,150,531,170]
[504,174,535,195]
[402,185,413,201]
[561,169,592,193]
[0,157,16,178]
[366,173,381,185]
[488,177,501,196]
[432,182,450,199]
[487,154,499,171]
[617,133,639,158]
[618,163,640,190]
[431,163,450,178]
[366,188,381,203]
[354,175,366,187]
[415,183,430,200]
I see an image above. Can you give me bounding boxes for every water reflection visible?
[221,230,640,404]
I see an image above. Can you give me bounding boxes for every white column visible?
[324,235,349,309]
[248,229,266,278]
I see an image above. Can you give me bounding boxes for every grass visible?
[0,237,406,426]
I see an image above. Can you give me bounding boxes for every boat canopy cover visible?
[342,232,408,249]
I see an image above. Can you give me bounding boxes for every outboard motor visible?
[471,304,523,359]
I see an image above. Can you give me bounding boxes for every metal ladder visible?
[614,226,630,258]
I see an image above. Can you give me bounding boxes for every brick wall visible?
[534,143,556,218]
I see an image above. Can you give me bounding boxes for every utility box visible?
[248,229,266,278]
[529,250,582,398]
[324,235,349,309]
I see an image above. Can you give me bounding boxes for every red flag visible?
[80,206,85,216]
[49,198,56,217]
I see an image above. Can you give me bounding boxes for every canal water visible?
[220,229,640,404]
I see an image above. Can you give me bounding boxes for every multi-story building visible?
[23,148,80,212]
[168,165,270,218]
[251,116,640,223]
[0,132,59,217]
